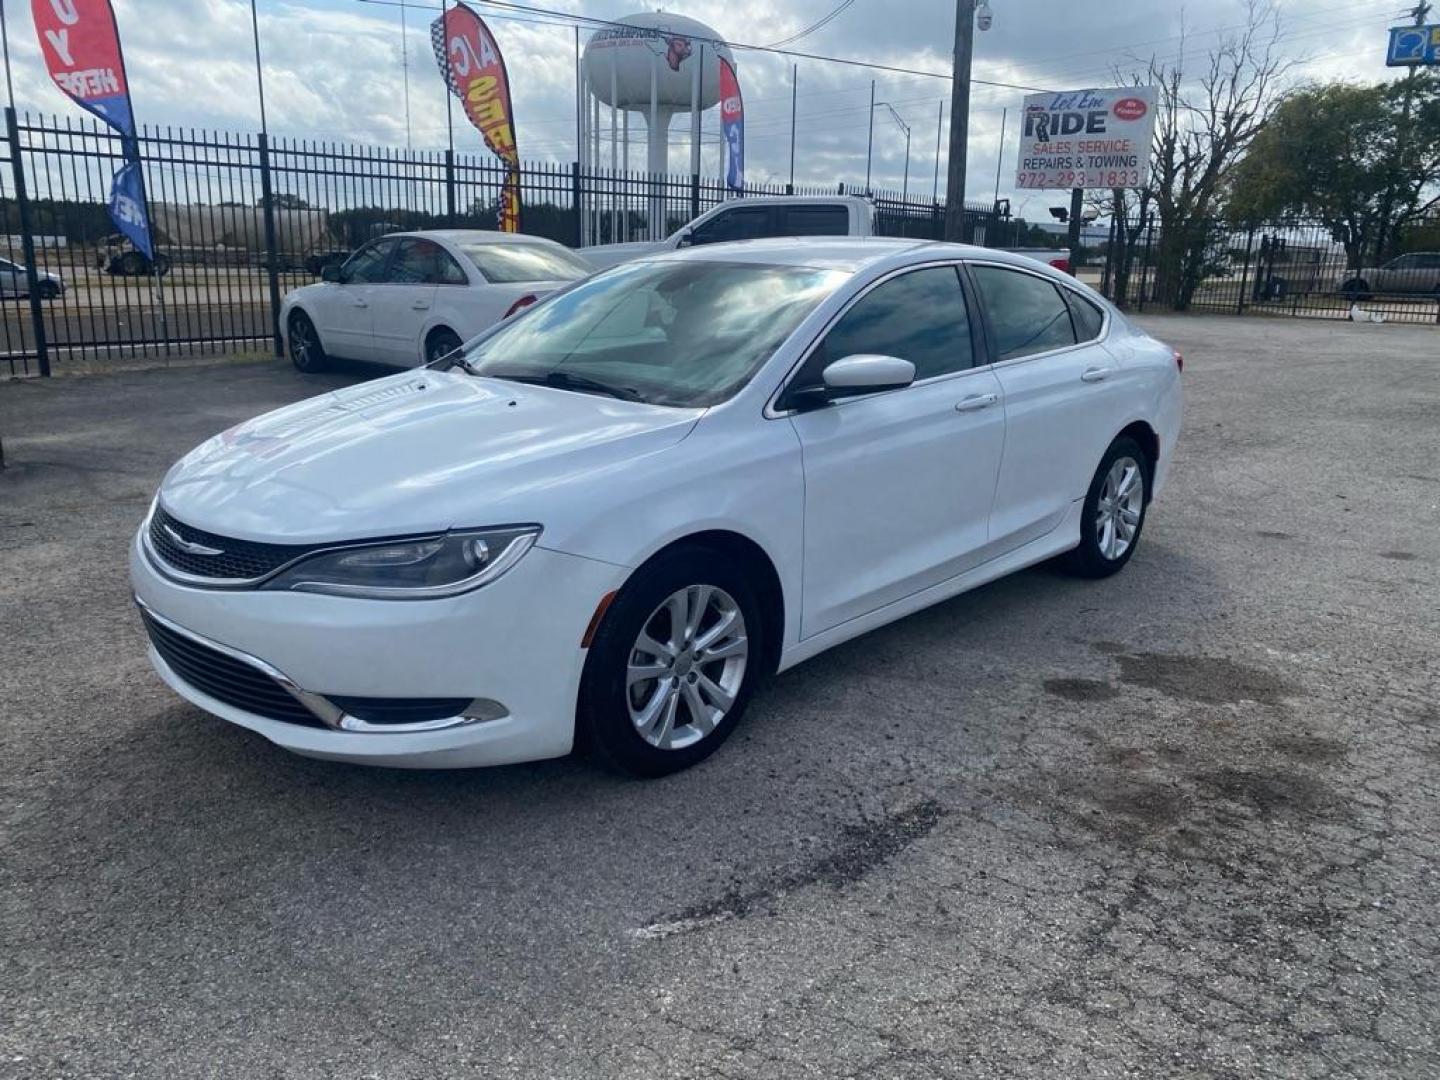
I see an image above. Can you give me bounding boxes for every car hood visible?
[159,370,702,544]
[579,240,669,269]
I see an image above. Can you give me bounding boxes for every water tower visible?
[581,12,735,241]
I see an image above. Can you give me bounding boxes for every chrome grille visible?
[148,506,316,582]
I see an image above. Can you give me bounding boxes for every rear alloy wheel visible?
[288,311,328,373]
[1061,436,1151,579]
[426,328,463,365]
[36,280,60,300]
[579,548,764,777]
[1339,278,1370,302]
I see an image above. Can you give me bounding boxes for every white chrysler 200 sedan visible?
[133,238,1182,777]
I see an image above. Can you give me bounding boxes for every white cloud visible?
[3,0,1408,217]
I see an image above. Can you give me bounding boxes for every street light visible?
[876,102,913,203]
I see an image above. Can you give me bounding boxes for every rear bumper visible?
[131,528,627,768]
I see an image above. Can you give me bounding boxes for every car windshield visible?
[459,259,848,408]
[456,241,594,284]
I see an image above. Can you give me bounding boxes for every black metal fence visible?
[1091,215,1440,325]
[0,108,1001,376]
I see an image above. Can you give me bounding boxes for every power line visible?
[346,0,1056,93]
[767,0,859,49]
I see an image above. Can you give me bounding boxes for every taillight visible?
[1174,350,1184,373]
[504,294,538,319]
[1049,257,1072,275]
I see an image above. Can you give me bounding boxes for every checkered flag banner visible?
[430,13,461,99]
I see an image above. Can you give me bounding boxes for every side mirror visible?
[321,264,344,283]
[676,230,695,248]
[822,354,916,393]
[785,354,916,411]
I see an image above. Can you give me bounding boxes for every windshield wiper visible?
[430,349,479,375]
[493,370,644,403]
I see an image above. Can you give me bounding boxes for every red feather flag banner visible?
[431,3,521,232]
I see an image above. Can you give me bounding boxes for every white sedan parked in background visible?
[0,256,64,299]
[135,238,1182,777]
[279,229,594,370]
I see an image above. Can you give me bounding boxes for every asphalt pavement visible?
[1,314,1437,1079]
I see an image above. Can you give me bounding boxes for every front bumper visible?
[131,529,626,768]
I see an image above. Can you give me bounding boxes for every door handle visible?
[411,300,430,310]
[955,393,998,413]
[1081,367,1114,383]
[351,298,368,308]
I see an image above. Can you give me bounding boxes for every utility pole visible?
[944,0,976,241]
[250,0,268,136]
[992,107,1006,207]
[933,101,945,203]
[865,81,875,194]
[788,64,798,192]
[1067,187,1084,273]
[1379,0,1431,257]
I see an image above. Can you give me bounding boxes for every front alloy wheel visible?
[579,548,765,777]
[288,312,327,372]
[627,585,749,750]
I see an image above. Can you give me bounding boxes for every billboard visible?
[32,0,153,257]
[1016,87,1157,191]
[719,56,744,192]
[431,3,521,232]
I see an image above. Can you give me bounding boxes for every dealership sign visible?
[1016,87,1157,190]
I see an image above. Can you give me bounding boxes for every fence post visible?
[690,173,700,223]
[1138,220,1155,313]
[1236,228,1255,315]
[256,132,283,358]
[1101,215,1117,297]
[571,161,583,247]
[5,107,50,377]
[445,149,457,226]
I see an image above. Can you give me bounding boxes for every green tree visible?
[1227,73,1440,267]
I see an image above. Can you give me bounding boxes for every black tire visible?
[287,310,328,373]
[36,280,60,301]
[1339,278,1370,302]
[425,327,463,365]
[1060,435,1152,579]
[578,547,766,778]
[153,254,172,277]
[118,251,147,276]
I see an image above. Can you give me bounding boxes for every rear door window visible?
[388,238,464,285]
[971,265,1078,361]
[780,206,849,237]
[1063,290,1105,342]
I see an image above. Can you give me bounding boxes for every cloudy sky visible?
[3,0,1416,215]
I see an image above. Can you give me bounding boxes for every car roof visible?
[645,236,1035,273]
[711,194,871,207]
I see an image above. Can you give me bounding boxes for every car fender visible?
[540,410,807,653]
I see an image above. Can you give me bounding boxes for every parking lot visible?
[1,314,1437,1078]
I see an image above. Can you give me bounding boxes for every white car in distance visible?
[279,229,594,370]
[135,238,1183,777]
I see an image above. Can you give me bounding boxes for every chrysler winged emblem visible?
[163,523,223,557]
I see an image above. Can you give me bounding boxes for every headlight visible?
[262,526,540,599]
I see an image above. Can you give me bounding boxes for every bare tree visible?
[1110,5,1291,309]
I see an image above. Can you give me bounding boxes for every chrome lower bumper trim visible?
[134,595,506,734]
